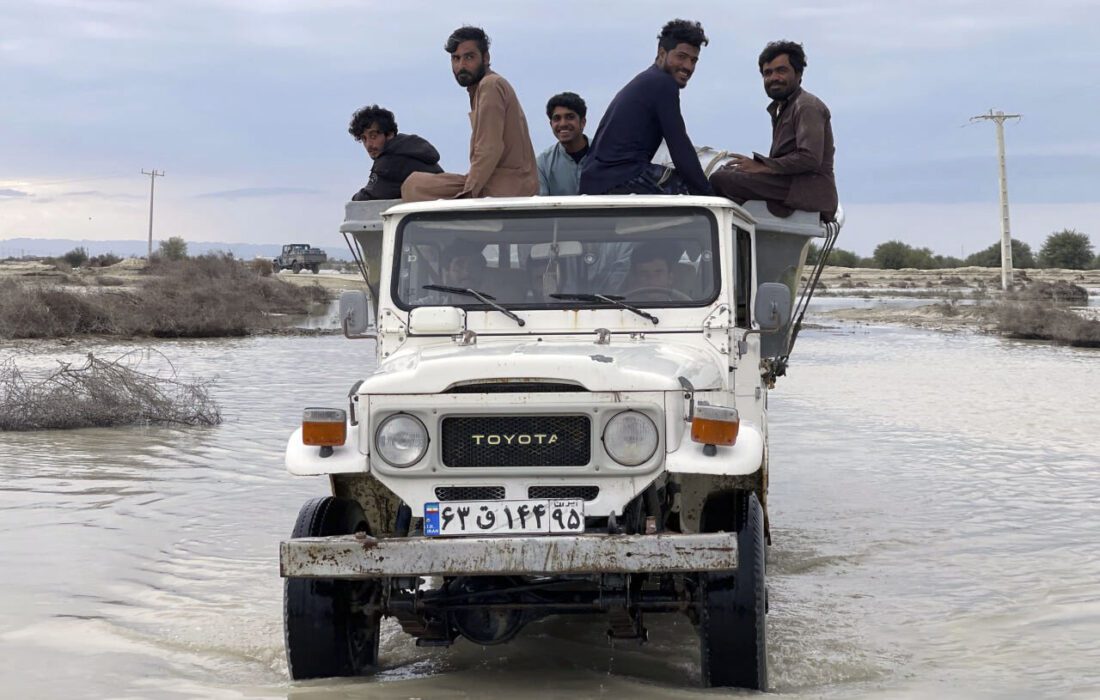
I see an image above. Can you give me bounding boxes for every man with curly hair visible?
[402,26,538,202]
[536,92,590,196]
[579,19,712,196]
[347,105,443,201]
[709,41,838,220]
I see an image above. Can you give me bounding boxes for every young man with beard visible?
[401,26,538,202]
[536,92,589,196]
[348,105,443,201]
[709,41,838,220]
[579,19,713,196]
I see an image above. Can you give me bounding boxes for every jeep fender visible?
[285,425,368,476]
[664,421,764,476]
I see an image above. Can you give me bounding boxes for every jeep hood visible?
[359,340,725,394]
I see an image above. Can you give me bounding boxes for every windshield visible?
[392,207,719,310]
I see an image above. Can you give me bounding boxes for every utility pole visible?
[141,169,165,259]
[969,109,1020,291]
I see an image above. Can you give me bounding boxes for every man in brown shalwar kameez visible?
[401,26,538,202]
[710,40,838,220]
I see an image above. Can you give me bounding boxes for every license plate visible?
[424,499,584,537]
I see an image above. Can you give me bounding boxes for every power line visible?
[141,169,165,259]
[969,109,1021,291]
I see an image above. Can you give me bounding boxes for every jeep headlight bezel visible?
[374,413,429,468]
[602,410,659,466]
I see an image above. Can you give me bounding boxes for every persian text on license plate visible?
[424,499,584,537]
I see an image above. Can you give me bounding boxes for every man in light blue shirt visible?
[533,93,631,291]
[536,92,590,196]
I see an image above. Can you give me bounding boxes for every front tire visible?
[284,497,381,680]
[698,490,767,690]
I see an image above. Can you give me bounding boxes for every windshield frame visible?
[389,205,722,313]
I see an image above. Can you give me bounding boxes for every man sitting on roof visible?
[401,26,538,202]
[709,41,838,220]
[536,92,590,196]
[579,19,713,197]
[348,105,443,201]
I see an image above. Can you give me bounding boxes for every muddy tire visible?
[698,490,767,690]
[291,261,301,274]
[284,497,381,680]
[310,264,320,275]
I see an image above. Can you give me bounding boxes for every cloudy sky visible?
[2,0,1098,255]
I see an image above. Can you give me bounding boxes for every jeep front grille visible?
[527,485,600,501]
[434,486,506,501]
[441,415,591,467]
[447,382,585,394]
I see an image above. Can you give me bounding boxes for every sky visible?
[2,0,1099,256]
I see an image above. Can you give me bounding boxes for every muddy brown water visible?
[2,309,1099,698]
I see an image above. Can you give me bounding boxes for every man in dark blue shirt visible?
[580,19,713,196]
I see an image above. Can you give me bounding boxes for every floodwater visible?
[2,306,1099,698]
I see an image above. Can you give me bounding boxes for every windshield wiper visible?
[422,284,526,327]
[549,293,659,325]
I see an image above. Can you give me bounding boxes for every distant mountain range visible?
[0,238,353,261]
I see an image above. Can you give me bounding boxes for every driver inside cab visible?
[444,241,487,289]
[621,240,683,299]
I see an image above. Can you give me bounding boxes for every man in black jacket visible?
[579,19,712,196]
[348,105,443,201]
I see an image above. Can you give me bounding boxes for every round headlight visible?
[602,411,658,466]
[375,414,428,468]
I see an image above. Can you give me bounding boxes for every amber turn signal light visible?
[302,407,347,447]
[690,403,739,447]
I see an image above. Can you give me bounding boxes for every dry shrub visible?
[934,293,963,317]
[0,351,221,430]
[136,254,327,337]
[996,302,1100,348]
[250,258,274,277]
[96,276,127,287]
[0,279,124,338]
[0,255,329,339]
[1009,280,1088,304]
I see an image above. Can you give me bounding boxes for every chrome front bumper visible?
[280,532,736,579]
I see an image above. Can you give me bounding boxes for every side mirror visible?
[339,290,375,339]
[754,282,792,332]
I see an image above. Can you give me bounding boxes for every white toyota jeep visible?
[279,193,838,689]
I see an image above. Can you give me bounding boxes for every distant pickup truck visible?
[273,243,327,274]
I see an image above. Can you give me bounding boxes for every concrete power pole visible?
[141,169,165,259]
[969,110,1020,291]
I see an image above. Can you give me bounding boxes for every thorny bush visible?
[0,351,222,431]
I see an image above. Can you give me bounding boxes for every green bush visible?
[158,236,189,261]
[1038,229,1094,269]
[825,248,864,267]
[88,253,123,267]
[872,240,939,269]
[965,239,1036,268]
[62,247,89,268]
[932,255,965,268]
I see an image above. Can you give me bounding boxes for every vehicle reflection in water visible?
[1,306,1098,697]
